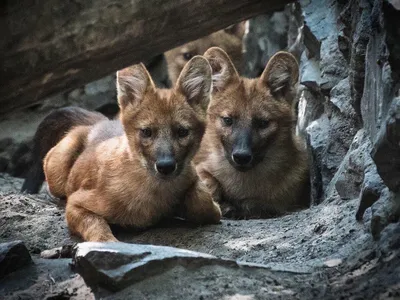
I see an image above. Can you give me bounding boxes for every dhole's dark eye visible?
[255,119,269,129]
[222,117,233,127]
[177,127,189,138]
[140,128,152,138]
[183,52,194,61]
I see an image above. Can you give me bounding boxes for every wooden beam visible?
[0,0,293,114]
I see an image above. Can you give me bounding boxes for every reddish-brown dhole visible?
[44,56,221,241]
[165,22,246,85]
[195,47,310,219]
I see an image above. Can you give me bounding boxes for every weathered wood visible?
[0,0,293,114]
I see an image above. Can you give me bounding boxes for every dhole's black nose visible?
[232,150,253,165]
[156,158,177,175]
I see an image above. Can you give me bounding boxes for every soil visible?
[0,173,399,299]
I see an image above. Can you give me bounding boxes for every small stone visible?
[73,242,234,291]
[345,277,354,284]
[0,240,32,279]
[41,244,74,259]
[323,258,342,267]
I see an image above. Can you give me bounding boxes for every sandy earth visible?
[0,173,399,299]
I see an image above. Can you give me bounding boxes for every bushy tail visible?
[43,125,93,199]
[21,107,107,194]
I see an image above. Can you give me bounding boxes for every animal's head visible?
[204,47,299,172]
[117,56,212,179]
[165,22,246,85]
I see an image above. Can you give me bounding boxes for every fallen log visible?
[0,0,293,114]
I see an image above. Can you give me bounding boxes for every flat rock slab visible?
[73,242,242,291]
[0,240,32,279]
[73,242,319,299]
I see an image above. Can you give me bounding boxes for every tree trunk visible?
[0,0,293,114]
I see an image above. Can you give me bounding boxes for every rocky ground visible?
[0,173,399,299]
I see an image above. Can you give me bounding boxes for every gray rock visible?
[360,2,394,143]
[326,130,366,201]
[307,78,359,202]
[319,34,349,93]
[370,188,400,239]
[383,1,400,80]
[38,93,69,111]
[306,114,330,204]
[301,24,321,60]
[347,1,372,118]
[243,11,290,78]
[0,240,32,279]
[362,207,373,232]
[296,86,325,137]
[372,97,400,192]
[73,242,237,291]
[321,80,360,189]
[329,78,356,115]
[300,0,348,93]
[300,56,322,93]
[387,0,400,10]
[0,139,34,179]
[41,244,74,259]
[356,159,386,221]
[379,222,400,253]
[84,76,115,96]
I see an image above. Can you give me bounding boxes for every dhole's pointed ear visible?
[176,55,212,112]
[259,51,299,102]
[224,21,247,39]
[117,63,155,109]
[204,47,240,93]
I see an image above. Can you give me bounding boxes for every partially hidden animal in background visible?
[165,22,246,85]
[21,107,107,194]
[21,21,246,195]
[195,47,310,219]
[43,57,221,242]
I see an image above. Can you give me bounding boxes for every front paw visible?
[206,201,222,224]
[88,234,119,243]
[196,166,222,203]
[220,202,243,220]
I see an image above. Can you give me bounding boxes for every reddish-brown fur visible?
[21,107,107,194]
[44,57,221,241]
[195,47,310,219]
[165,22,246,84]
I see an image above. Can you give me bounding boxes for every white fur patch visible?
[211,64,229,90]
[117,73,147,101]
[182,72,206,99]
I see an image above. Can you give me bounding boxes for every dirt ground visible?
[0,173,399,299]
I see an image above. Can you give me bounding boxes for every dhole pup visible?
[195,47,310,219]
[165,22,246,84]
[44,56,221,241]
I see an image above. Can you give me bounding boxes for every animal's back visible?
[87,119,124,146]
[21,107,107,194]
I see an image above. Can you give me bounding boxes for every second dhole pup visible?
[195,47,310,219]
